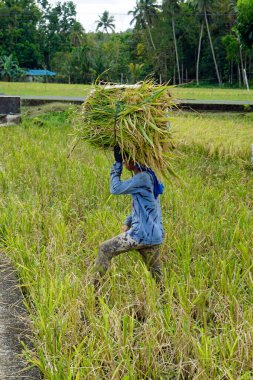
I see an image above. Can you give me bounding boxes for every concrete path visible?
[21,95,84,105]
[20,95,253,105]
[20,95,253,112]
[0,256,41,379]
[177,98,253,105]
[176,99,253,112]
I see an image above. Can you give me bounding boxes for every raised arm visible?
[110,162,150,195]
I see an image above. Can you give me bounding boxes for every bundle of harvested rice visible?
[74,81,177,178]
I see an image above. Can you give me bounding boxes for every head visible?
[122,151,141,173]
[123,159,140,173]
[123,158,136,172]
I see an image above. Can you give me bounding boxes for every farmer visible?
[94,145,164,286]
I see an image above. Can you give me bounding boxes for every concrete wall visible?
[0,96,20,114]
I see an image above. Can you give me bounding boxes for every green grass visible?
[0,81,90,97]
[0,110,252,379]
[173,87,253,101]
[1,81,253,101]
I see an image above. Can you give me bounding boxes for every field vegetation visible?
[173,112,253,159]
[0,109,252,379]
[1,81,253,102]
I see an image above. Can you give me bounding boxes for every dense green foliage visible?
[235,0,253,48]
[0,111,252,378]
[0,0,252,84]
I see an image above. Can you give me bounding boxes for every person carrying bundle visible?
[94,145,164,287]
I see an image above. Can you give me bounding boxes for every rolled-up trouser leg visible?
[94,232,140,276]
[138,245,162,282]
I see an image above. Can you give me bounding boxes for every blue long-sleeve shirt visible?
[110,162,164,245]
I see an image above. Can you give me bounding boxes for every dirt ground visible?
[0,255,41,380]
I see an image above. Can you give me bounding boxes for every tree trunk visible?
[204,9,222,85]
[249,55,251,82]
[238,63,241,87]
[196,21,204,86]
[146,23,156,50]
[172,16,181,84]
[239,44,246,86]
[144,31,150,50]
[165,55,168,82]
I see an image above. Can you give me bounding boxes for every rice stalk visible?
[74,81,177,179]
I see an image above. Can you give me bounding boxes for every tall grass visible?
[0,111,252,379]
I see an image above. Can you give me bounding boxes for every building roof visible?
[26,69,56,76]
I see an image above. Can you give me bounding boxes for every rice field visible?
[1,81,253,101]
[0,110,252,379]
[172,112,253,160]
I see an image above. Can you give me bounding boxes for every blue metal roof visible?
[26,69,56,76]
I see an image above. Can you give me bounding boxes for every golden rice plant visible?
[74,81,177,178]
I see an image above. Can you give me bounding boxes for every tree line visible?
[0,0,252,85]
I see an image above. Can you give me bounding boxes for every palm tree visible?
[163,0,181,84]
[69,22,86,63]
[128,62,144,83]
[96,10,115,33]
[128,0,160,50]
[69,22,85,47]
[190,0,222,85]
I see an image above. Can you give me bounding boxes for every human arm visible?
[110,163,150,195]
